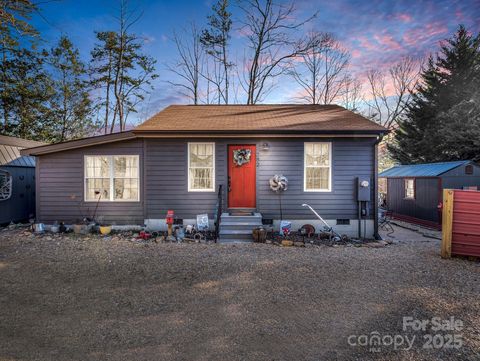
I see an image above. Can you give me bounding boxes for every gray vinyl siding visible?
[144,140,225,219]
[36,137,375,224]
[145,138,375,220]
[36,139,144,225]
[386,178,440,223]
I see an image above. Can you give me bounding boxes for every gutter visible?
[373,132,386,240]
[132,129,386,136]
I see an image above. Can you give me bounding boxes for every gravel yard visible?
[0,225,479,361]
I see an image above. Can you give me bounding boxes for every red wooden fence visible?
[441,189,480,258]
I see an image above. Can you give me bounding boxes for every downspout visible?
[373,133,385,240]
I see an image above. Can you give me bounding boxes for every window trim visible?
[84,155,140,202]
[465,164,474,175]
[187,142,216,192]
[404,178,415,200]
[303,142,332,192]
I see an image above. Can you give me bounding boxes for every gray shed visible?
[379,160,480,228]
[0,135,45,224]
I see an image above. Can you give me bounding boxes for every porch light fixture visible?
[262,142,270,150]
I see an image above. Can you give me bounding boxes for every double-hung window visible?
[85,155,139,201]
[188,143,215,192]
[304,142,332,192]
[404,178,415,199]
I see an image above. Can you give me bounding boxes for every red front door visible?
[228,145,256,208]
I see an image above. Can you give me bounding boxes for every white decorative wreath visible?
[233,149,251,166]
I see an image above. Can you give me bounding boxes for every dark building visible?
[379,161,480,229]
[0,135,44,224]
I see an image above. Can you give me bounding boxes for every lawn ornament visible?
[269,174,288,192]
[280,220,291,237]
[301,203,341,242]
[269,175,288,220]
[136,231,152,240]
[166,209,175,237]
[196,214,209,231]
[299,224,315,238]
[233,148,251,166]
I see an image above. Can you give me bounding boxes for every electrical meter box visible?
[357,177,371,202]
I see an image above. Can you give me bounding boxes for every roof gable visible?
[379,161,473,177]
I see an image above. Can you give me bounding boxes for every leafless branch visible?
[365,56,422,130]
[166,23,204,105]
[238,0,318,104]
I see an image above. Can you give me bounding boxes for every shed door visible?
[228,145,256,208]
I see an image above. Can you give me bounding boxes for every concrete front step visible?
[219,232,256,242]
[219,212,262,243]
[219,229,257,235]
[220,221,262,228]
[220,237,254,243]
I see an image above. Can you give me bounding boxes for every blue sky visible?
[32,0,480,126]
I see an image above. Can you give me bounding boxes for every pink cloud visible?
[357,36,377,51]
[373,33,402,51]
[351,49,361,59]
[455,10,463,21]
[394,13,413,23]
[402,22,449,48]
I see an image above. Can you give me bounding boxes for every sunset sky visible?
[32,0,480,126]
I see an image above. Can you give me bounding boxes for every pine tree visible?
[46,36,97,142]
[200,0,232,104]
[0,0,40,135]
[90,31,118,134]
[390,25,480,164]
[4,49,53,140]
[90,1,157,132]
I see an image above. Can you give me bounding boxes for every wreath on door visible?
[233,149,251,166]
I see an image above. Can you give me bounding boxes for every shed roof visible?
[379,161,472,177]
[134,104,387,134]
[0,135,45,167]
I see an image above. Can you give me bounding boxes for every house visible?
[379,160,480,229]
[21,105,387,241]
[0,135,45,224]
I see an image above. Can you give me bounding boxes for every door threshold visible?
[227,208,257,216]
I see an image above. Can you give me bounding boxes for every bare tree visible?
[365,56,421,130]
[341,74,363,112]
[290,32,351,104]
[238,0,318,104]
[167,23,204,105]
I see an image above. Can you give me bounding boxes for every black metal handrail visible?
[214,184,223,242]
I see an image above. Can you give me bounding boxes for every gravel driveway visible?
[0,225,479,361]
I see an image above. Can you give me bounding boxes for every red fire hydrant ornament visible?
[166,210,175,225]
[166,210,174,236]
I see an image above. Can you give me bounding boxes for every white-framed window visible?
[84,155,139,202]
[304,142,332,192]
[188,142,215,192]
[404,178,415,199]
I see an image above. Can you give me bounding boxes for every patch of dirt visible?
[0,225,479,360]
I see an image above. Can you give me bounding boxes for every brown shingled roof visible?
[134,104,387,134]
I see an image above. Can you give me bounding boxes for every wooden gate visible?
[441,189,480,258]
